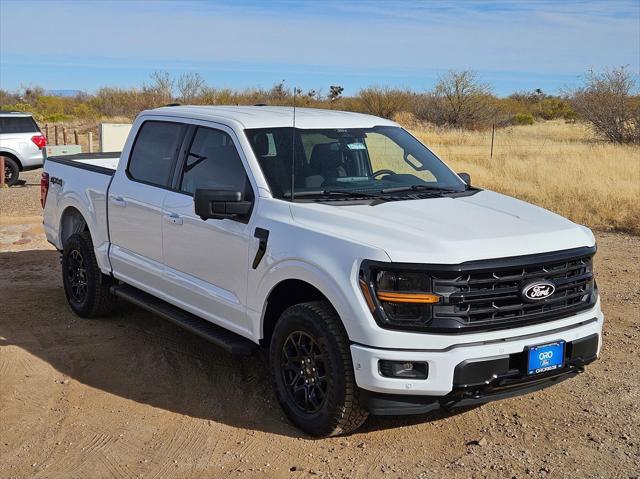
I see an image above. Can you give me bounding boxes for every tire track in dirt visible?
[1,228,639,478]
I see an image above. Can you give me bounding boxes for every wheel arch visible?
[261,277,352,347]
[0,150,23,170]
[59,205,90,246]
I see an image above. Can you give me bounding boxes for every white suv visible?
[0,111,47,186]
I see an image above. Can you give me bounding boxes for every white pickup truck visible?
[42,106,603,436]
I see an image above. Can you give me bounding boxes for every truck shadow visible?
[0,249,471,438]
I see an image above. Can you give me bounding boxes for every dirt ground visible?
[1,173,639,478]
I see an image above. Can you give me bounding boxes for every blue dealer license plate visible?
[527,341,565,375]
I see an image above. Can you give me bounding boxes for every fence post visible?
[45,124,50,141]
[0,156,5,187]
[54,125,59,145]
[88,132,93,153]
[62,127,67,145]
[490,123,495,159]
[74,130,79,145]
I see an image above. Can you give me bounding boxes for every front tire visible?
[62,231,116,318]
[269,301,368,437]
[3,157,19,186]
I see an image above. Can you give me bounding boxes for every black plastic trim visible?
[362,245,596,275]
[252,228,269,269]
[111,284,258,356]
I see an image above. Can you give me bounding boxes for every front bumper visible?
[351,307,603,413]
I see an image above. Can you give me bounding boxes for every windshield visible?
[245,126,465,199]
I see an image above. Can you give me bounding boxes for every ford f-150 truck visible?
[42,106,603,436]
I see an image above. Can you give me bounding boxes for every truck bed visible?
[42,152,121,272]
[45,152,121,175]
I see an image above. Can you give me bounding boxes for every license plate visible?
[526,341,565,375]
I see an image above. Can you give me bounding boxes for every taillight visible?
[41,172,50,208]
[32,134,47,149]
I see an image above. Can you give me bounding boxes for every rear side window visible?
[0,116,39,134]
[128,121,185,187]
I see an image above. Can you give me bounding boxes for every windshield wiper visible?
[284,189,383,199]
[381,184,460,194]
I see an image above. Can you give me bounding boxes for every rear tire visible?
[62,231,116,318]
[269,301,368,437]
[3,157,19,186]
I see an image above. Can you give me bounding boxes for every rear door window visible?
[127,121,186,188]
[0,116,40,134]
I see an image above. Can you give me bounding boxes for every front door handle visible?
[164,213,183,225]
[110,196,126,207]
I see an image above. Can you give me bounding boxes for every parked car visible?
[41,106,603,436]
[0,111,47,186]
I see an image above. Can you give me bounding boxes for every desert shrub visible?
[0,102,31,113]
[392,111,420,128]
[570,67,640,144]
[0,89,20,108]
[355,87,411,118]
[513,112,535,125]
[34,96,73,122]
[90,87,146,118]
[72,103,99,120]
[537,98,574,120]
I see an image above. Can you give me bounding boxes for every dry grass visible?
[411,120,640,235]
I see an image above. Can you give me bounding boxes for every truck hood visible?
[290,190,595,264]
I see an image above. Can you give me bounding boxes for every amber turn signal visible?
[376,291,441,304]
[359,279,377,312]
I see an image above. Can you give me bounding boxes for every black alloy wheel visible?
[62,231,116,318]
[269,301,368,436]
[66,248,88,304]
[280,331,329,413]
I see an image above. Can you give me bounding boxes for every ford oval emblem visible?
[521,280,556,302]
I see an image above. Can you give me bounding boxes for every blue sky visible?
[1,0,639,96]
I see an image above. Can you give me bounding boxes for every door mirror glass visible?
[194,188,252,221]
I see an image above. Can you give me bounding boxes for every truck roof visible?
[145,105,398,129]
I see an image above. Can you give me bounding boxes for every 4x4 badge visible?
[521,280,556,302]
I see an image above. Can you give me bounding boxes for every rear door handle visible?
[110,196,126,207]
[164,212,183,225]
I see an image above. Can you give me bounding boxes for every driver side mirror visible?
[194,189,252,221]
[458,172,471,185]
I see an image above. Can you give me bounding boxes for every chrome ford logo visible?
[521,280,555,302]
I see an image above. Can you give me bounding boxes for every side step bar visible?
[111,284,258,356]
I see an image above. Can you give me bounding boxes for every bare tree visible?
[144,71,174,105]
[177,72,205,103]
[428,70,496,128]
[570,67,639,144]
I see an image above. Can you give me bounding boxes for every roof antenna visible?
[290,86,297,202]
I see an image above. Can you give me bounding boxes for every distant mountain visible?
[46,89,83,97]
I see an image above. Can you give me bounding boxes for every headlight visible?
[359,262,441,330]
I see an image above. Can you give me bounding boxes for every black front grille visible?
[430,247,597,332]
